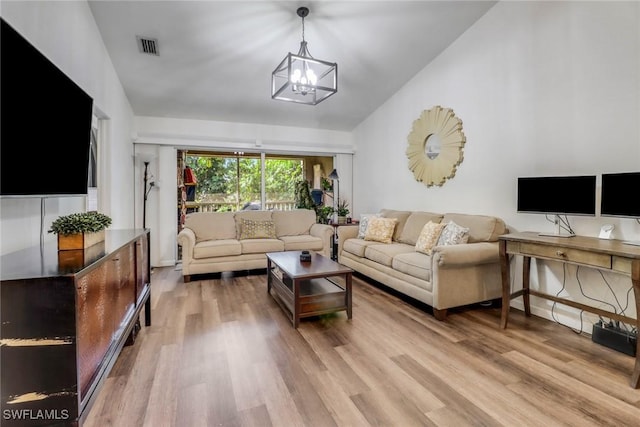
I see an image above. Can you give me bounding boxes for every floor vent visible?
[136,36,159,56]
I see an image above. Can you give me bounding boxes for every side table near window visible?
[330,221,358,261]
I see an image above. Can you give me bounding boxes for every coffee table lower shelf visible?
[268,274,351,328]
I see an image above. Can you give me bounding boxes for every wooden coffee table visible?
[266,251,353,328]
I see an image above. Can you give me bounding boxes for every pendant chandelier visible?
[271,6,338,105]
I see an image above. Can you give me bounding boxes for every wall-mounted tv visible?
[0,18,94,197]
[517,175,596,216]
[601,172,640,218]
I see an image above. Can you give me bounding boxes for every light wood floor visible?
[84,266,640,427]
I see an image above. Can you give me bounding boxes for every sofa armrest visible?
[177,228,196,262]
[337,225,359,260]
[310,223,334,257]
[431,241,499,267]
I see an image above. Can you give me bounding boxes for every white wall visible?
[352,1,640,330]
[0,1,136,255]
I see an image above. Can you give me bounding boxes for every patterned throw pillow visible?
[358,213,380,239]
[415,221,447,255]
[239,219,276,239]
[437,221,470,246]
[364,217,397,244]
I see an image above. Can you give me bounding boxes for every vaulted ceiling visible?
[89,1,496,131]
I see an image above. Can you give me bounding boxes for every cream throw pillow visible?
[415,221,446,255]
[239,219,276,239]
[364,217,397,244]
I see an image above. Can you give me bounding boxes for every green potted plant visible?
[317,205,334,224]
[321,177,333,192]
[336,199,350,224]
[294,180,316,210]
[48,211,112,250]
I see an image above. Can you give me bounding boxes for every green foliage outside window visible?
[185,154,304,210]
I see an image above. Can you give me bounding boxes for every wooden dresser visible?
[0,229,151,426]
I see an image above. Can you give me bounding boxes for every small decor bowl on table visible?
[300,250,312,262]
[48,211,112,251]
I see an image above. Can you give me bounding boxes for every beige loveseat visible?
[178,209,333,282]
[337,209,507,320]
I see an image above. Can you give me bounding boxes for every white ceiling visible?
[88,1,496,132]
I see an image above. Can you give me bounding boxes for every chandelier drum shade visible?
[271,7,338,105]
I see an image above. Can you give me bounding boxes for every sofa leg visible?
[433,308,447,321]
[183,275,191,283]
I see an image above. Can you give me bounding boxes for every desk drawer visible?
[519,243,612,269]
[612,256,632,275]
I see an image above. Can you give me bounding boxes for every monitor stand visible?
[538,232,576,238]
[538,215,576,238]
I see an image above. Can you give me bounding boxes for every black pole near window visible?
[143,161,149,229]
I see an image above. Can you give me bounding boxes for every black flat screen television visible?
[0,18,94,197]
[517,175,596,216]
[601,172,640,218]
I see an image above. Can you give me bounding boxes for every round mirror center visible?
[424,134,442,160]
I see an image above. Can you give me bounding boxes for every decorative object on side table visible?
[48,211,112,250]
[300,250,312,262]
[336,198,350,225]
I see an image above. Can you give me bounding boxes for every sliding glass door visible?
[183,151,304,212]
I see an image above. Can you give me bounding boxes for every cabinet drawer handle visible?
[556,251,565,257]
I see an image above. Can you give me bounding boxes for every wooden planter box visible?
[57,242,106,269]
[57,230,105,251]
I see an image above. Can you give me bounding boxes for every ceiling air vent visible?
[136,36,159,56]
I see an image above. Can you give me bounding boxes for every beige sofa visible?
[337,209,507,320]
[178,209,333,282]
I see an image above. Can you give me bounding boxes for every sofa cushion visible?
[357,213,380,238]
[273,209,316,237]
[364,243,415,267]
[379,209,412,241]
[415,221,446,255]
[279,235,324,252]
[240,238,284,254]
[437,221,470,246]
[193,239,242,259]
[397,211,444,246]
[364,217,397,244]
[442,213,507,243]
[392,252,432,282]
[343,238,379,257]
[185,211,237,243]
[235,210,273,238]
[239,219,276,239]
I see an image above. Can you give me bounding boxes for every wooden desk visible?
[499,232,640,388]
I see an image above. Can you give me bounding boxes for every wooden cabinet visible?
[0,230,151,426]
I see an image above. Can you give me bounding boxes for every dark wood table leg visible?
[145,289,151,326]
[267,258,272,294]
[630,260,640,389]
[522,256,532,317]
[293,278,300,329]
[346,272,352,319]
[499,240,510,329]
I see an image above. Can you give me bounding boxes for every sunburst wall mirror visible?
[406,106,466,187]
